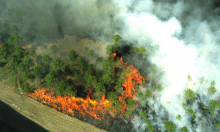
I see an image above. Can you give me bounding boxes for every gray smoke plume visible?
[1,0,220,131]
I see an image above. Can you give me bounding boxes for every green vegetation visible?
[203,99,220,116]
[45,72,58,88]
[57,79,76,96]
[40,44,47,54]
[180,126,189,132]
[176,114,182,122]
[88,49,95,59]
[68,49,78,61]
[50,45,58,57]
[185,109,196,120]
[206,84,217,104]
[84,47,89,55]
[42,54,52,64]
[162,121,176,132]
[184,88,195,103]
[1,28,220,132]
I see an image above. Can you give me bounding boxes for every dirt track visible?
[0,81,107,132]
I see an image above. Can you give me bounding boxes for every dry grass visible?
[0,81,107,132]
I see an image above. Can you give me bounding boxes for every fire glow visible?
[28,52,147,120]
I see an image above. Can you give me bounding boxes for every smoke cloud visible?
[1,0,220,131]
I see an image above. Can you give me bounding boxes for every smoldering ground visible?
[1,0,220,131]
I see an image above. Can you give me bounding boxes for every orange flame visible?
[86,38,107,48]
[113,52,116,57]
[28,89,111,119]
[27,47,146,120]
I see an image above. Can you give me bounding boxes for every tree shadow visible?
[0,101,48,132]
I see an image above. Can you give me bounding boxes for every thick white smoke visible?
[1,0,220,131]
[111,0,220,131]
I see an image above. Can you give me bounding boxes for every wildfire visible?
[28,52,146,120]
[112,52,127,66]
[113,52,116,57]
[86,38,107,48]
[28,89,111,120]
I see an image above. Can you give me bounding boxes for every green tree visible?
[42,54,52,64]
[68,49,78,61]
[134,84,140,91]
[203,100,220,116]
[133,47,139,53]
[36,55,43,64]
[145,89,153,99]
[211,80,216,87]
[106,45,113,55]
[50,58,65,72]
[115,77,124,91]
[17,63,28,73]
[139,110,147,119]
[137,92,144,99]
[65,85,76,96]
[112,34,122,46]
[162,121,176,132]
[182,102,187,109]
[9,25,19,36]
[102,59,113,74]
[57,79,69,96]
[146,124,155,132]
[84,70,96,88]
[40,44,47,54]
[14,46,25,60]
[33,62,49,79]
[184,88,195,102]
[185,109,196,120]
[50,45,58,57]
[96,57,103,63]
[71,57,86,76]
[23,55,34,67]
[185,108,194,115]
[84,47,89,55]
[186,75,192,88]
[156,84,162,92]
[176,114,182,122]
[126,68,132,74]
[215,123,220,131]
[206,85,217,104]
[88,49,95,59]
[9,56,19,74]
[138,46,146,54]
[94,82,105,93]
[124,110,132,119]
[6,35,22,46]
[126,99,136,110]
[29,49,36,59]
[0,43,10,63]
[106,91,123,113]
[45,72,58,88]
[180,126,189,132]
[100,74,114,84]
[150,66,157,79]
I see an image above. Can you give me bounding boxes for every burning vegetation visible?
[0,25,151,131]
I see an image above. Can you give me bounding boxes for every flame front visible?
[28,89,110,119]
